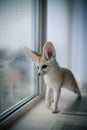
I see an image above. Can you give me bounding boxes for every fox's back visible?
[44,66,78,89]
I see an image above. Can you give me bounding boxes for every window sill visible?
[1,98,87,130]
[0,95,42,129]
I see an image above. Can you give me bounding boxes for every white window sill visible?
[1,89,87,130]
[0,95,42,129]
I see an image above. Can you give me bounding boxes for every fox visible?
[24,42,81,113]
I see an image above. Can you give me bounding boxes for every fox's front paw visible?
[52,109,58,114]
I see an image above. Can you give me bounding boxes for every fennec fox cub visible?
[24,42,81,113]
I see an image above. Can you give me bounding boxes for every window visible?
[0,0,41,122]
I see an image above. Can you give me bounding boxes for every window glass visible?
[0,0,39,117]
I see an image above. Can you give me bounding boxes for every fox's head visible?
[24,42,57,76]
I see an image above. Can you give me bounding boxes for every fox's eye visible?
[42,65,47,69]
[37,66,39,69]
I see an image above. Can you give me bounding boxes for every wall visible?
[47,0,69,67]
[47,0,87,83]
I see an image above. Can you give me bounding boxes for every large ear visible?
[24,48,39,63]
[43,42,56,60]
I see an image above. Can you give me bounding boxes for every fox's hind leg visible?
[74,85,81,100]
[65,83,81,100]
[69,83,81,100]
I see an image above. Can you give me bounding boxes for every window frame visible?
[0,0,47,128]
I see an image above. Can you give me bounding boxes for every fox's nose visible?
[38,73,41,76]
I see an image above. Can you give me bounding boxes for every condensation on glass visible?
[0,0,39,115]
